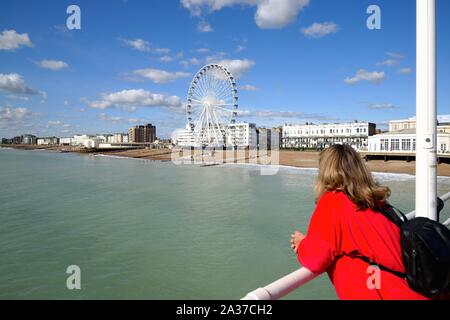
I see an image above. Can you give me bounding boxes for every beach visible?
[96,147,450,177]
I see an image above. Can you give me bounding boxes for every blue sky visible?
[0,0,449,138]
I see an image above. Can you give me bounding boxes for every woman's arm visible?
[295,192,342,274]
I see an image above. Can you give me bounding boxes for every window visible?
[402,139,411,151]
[380,139,389,151]
[391,139,400,151]
[413,139,416,151]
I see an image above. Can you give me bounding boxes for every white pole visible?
[416,0,437,221]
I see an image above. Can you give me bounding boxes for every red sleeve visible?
[297,192,342,274]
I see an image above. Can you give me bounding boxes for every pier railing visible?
[241,191,450,300]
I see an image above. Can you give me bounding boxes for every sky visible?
[0,0,449,139]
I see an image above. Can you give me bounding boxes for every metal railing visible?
[241,191,450,300]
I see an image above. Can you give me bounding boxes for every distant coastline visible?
[2,144,450,177]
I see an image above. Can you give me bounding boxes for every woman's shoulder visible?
[320,190,347,202]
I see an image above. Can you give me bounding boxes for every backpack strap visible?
[351,255,407,280]
[377,202,408,227]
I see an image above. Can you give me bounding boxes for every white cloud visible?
[36,59,69,71]
[180,58,201,68]
[160,56,174,63]
[214,59,255,78]
[368,103,398,110]
[301,22,339,38]
[255,0,310,29]
[47,120,63,126]
[181,0,310,29]
[5,95,30,101]
[387,52,404,59]
[98,113,123,123]
[196,48,210,53]
[376,59,398,67]
[344,69,385,85]
[197,21,214,33]
[98,113,147,124]
[0,29,33,51]
[133,68,191,84]
[205,52,227,63]
[236,45,246,53]
[0,106,40,129]
[121,38,151,52]
[86,89,183,112]
[399,67,413,74]
[153,47,171,55]
[238,109,338,121]
[159,52,183,62]
[240,84,258,91]
[0,73,39,94]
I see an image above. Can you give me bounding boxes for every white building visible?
[70,135,103,148]
[174,122,257,148]
[107,133,129,144]
[37,137,59,145]
[59,137,73,145]
[227,122,257,148]
[389,115,450,132]
[282,121,376,151]
[389,118,417,132]
[368,129,450,155]
[172,125,196,147]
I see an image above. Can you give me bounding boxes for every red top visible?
[297,191,430,300]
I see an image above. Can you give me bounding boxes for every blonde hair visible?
[315,144,391,211]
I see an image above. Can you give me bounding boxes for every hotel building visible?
[227,122,257,149]
[128,124,156,143]
[174,122,258,149]
[282,121,377,151]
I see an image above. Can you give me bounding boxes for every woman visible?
[290,144,429,300]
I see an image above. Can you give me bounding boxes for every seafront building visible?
[107,133,129,144]
[128,124,156,143]
[227,122,257,148]
[368,129,450,155]
[368,115,450,156]
[389,115,450,132]
[22,134,37,145]
[174,122,259,149]
[282,121,377,151]
[37,137,59,145]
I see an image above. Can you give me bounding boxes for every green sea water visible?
[0,148,449,300]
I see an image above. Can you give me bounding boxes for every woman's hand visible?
[290,231,306,253]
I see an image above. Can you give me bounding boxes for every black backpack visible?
[356,200,450,298]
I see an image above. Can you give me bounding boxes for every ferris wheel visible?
[187,64,238,147]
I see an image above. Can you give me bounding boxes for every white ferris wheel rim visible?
[186,64,238,146]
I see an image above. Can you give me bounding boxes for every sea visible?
[0,147,449,299]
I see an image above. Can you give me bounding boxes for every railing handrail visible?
[241,191,450,300]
